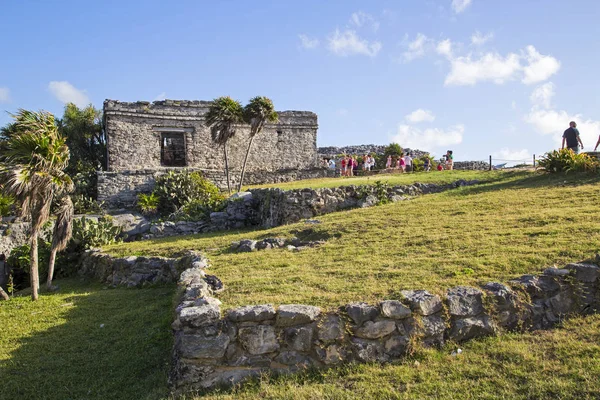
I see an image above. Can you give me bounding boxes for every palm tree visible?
[238,97,278,192]
[0,109,73,301]
[205,97,244,194]
[47,195,74,290]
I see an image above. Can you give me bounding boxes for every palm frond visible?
[51,195,74,252]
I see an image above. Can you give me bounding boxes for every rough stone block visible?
[354,320,396,339]
[400,290,443,315]
[227,305,276,322]
[565,263,600,283]
[318,314,345,342]
[238,325,279,355]
[284,325,314,352]
[178,333,230,359]
[316,344,345,365]
[422,315,446,337]
[384,335,409,357]
[276,305,321,327]
[346,302,379,325]
[483,282,518,310]
[380,300,412,319]
[446,286,484,317]
[449,316,496,342]
[273,351,313,367]
[351,338,388,363]
[179,304,221,327]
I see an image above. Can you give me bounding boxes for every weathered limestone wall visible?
[97,167,335,209]
[104,100,320,173]
[170,258,600,392]
[453,161,490,170]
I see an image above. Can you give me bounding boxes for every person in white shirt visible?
[404,153,413,173]
[328,158,336,169]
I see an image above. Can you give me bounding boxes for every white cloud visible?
[402,33,431,62]
[530,82,555,109]
[511,101,517,110]
[492,148,532,166]
[337,108,349,116]
[350,11,380,32]
[436,39,453,58]
[525,84,600,148]
[328,29,382,57]
[392,123,464,151]
[48,81,90,108]
[405,109,436,123]
[0,87,10,103]
[298,34,319,49]
[445,52,522,86]
[153,92,167,102]
[522,45,560,85]
[471,31,493,46]
[452,0,472,14]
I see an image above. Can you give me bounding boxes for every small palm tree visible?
[0,109,73,301]
[47,195,74,290]
[205,97,244,194]
[238,97,278,192]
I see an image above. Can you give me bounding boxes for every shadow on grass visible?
[447,170,600,198]
[0,280,175,400]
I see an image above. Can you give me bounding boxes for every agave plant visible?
[238,96,278,192]
[0,109,73,300]
[205,97,244,194]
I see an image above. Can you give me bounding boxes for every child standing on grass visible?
[386,155,392,169]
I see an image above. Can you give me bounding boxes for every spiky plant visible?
[47,195,74,289]
[0,109,73,300]
[238,96,278,192]
[205,97,244,194]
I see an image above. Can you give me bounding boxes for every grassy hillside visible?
[0,280,175,400]
[106,171,600,310]
[244,169,502,190]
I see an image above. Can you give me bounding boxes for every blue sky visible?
[1,0,599,162]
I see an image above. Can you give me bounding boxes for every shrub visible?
[72,194,104,215]
[137,192,159,215]
[0,193,15,216]
[538,149,600,173]
[413,158,424,172]
[7,241,51,290]
[153,170,225,217]
[71,216,123,249]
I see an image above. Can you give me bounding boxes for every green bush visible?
[71,216,122,249]
[137,192,159,215]
[153,170,225,217]
[7,241,51,290]
[0,193,15,216]
[72,194,104,215]
[538,149,600,173]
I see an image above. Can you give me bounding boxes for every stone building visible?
[98,100,332,208]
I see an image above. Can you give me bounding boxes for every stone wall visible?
[97,167,335,209]
[170,257,600,392]
[453,161,490,170]
[318,144,429,159]
[77,249,207,288]
[104,100,320,173]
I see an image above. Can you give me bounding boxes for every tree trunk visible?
[238,135,255,192]
[30,234,39,301]
[46,248,58,290]
[224,145,231,195]
[0,286,8,301]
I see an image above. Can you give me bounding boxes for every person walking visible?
[424,157,431,171]
[562,121,584,153]
[445,150,454,170]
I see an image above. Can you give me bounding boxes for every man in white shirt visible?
[405,153,413,172]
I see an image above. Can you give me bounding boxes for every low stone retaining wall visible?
[98,168,335,209]
[170,258,600,393]
[77,250,208,287]
[453,161,490,170]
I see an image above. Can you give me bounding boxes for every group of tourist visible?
[322,150,456,176]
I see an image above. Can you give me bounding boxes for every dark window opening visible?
[161,132,186,166]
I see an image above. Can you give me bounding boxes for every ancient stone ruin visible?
[98,100,333,208]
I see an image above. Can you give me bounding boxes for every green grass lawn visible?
[196,314,600,400]
[106,171,600,311]
[0,280,175,400]
[244,169,504,190]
